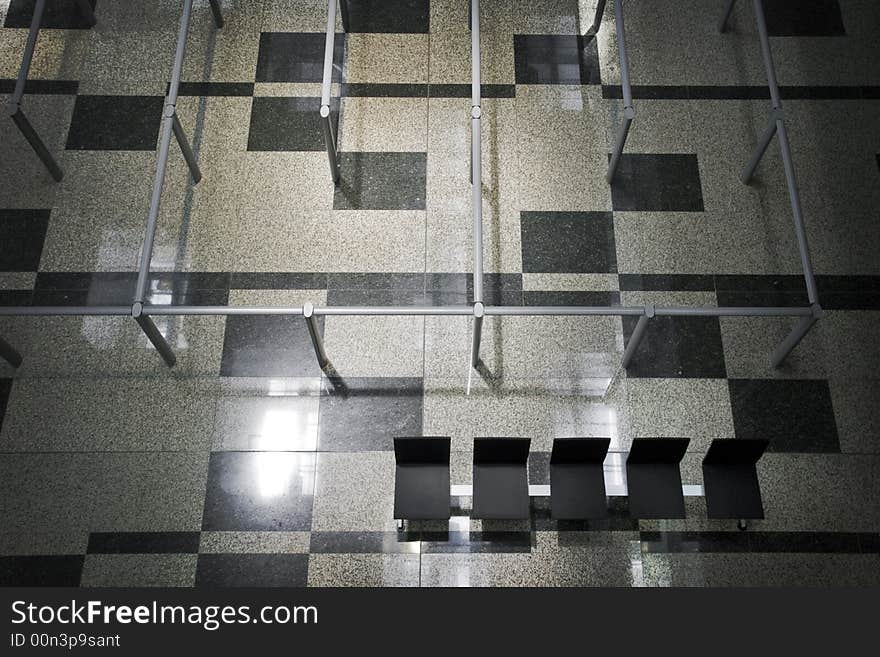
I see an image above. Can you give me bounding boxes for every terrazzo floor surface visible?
[0,0,878,587]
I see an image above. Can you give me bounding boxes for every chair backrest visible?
[473,437,531,465]
[394,436,451,465]
[550,437,611,465]
[627,437,689,464]
[703,438,769,466]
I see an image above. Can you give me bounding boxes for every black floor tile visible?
[728,379,840,453]
[4,0,95,29]
[0,555,83,586]
[639,531,750,553]
[247,97,339,151]
[195,553,309,587]
[33,271,229,307]
[425,273,523,306]
[714,274,809,307]
[334,152,427,210]
[0,209,50,271]
[514,34,601,85]
[523,291,620,307]
[0,378,12,433]
[309,532,419,554]
[87,532,200,554]
[618,274,715,292]
[520,211,617,273]
[328,272,426,292]
[229,272,328,290]
[748,531,862,553]
[201,452,316,531]
[343,0,430,33]
[420,532,534,554]
[763,0,845,36]
[317,377,422,451]
[65,95,163,151]
[220,314,323,377]
[622,315,727,378]
[610,154,705,212]
[0,79,78,95]
[175,82,255,97]
[816,275,880,311]
[256,32,345,83]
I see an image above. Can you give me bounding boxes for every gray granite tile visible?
[307,554,420,586]
[80,554,197,587]
[212,377,321,451]
[0,377,217,451]
[311,451,397,531]
[199,531,311,554]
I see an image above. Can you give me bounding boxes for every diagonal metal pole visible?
[718,0,738,32]
[7,0,63,181]
[208,0,224,28]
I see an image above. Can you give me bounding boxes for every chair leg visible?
[738,519,748,531]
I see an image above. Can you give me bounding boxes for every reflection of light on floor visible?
[257,408,319,451]
[254,452,295,498]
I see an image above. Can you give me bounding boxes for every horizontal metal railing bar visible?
[485,305,645,317]
[314,306,474,316]
[0,306,132,317]
[142,305,305,316]
[654,305,813,317]
[0,305,819,319]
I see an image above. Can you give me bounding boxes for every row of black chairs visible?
[394,437,769,522]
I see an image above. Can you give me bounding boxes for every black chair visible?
[393,437,451,520]
[702,438,770,526]
[549,437,611,519]
[472,437,531,519]
[626,437,690,519]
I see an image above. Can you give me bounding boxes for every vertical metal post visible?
[471,302,484,368]
[321,0,341,184]
[0,335,23,368]
[718,0,738,33]
[741,109,779,183]
[607,0,634,184]
[770,305,821,368]
[590,0,608,34]
[303,302,330,370]
[132,303,176,367]
[171,111,202,182]
[338,0,351,32]
[74,0,97,26]
[621,305,654,368]
[208,0,224,28]
[8,108,63,181]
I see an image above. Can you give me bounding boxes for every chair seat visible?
[394,464,450,520]
[703,464,764,519]
[626,463,685,519]
[472,465,529,519]
[550,464,607,519]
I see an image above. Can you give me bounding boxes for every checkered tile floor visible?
[0,0,878,586]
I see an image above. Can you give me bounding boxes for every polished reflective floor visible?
[0,0,878,587]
